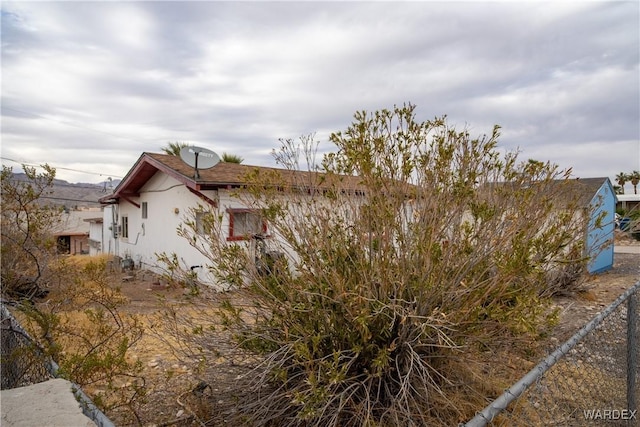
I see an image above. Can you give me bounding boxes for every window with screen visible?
[228,209,266,241]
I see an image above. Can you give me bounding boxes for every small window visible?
[228,209,266,241]
[195,211,215,236]
[141,202,148,219]
[121,216,129,239]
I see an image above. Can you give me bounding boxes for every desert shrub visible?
[1,165,61,299]
[1,165,146,424]
[543,246,589,297]
[172,104,592,426]
[18,256,146,423]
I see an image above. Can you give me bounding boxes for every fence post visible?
[628,290,637,419]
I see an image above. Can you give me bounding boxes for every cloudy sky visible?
[1,1,639,190]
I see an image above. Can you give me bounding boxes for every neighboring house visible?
[616,194,640,212]
[53,209,102,255]
[98,152,363,288]
[84,216,104,256]
[570,177,616,274]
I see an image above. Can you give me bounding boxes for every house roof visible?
[101,152,615,210]
[53,210,101,236]
[100,152,365,204]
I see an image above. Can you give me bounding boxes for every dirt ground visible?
[105,275,202,426]
[551,232,639,341]
[103,233,639,426]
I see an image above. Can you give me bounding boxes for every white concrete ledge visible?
[1,379,96,427]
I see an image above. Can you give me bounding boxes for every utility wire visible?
[41,196,101,204]
[1,156,124,179]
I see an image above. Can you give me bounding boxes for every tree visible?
[170,104,591,426]
[1,165,61,299]
[616,172,629,194]
[162,143,243,164]
[1,164,145,423]
[630,170,640,195]
[221,152,244,163]
[161,141,190,156]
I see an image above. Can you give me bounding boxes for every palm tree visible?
[221,152,244,164]
[615,172,629,194]
[161,142,190,156]
[630,171,640,195]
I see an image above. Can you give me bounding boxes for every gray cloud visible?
[1,1,638,186]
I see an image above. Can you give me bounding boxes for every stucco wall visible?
[110,173,216,280]
[69,235,89,255]
[101,173,291,289]
[88,222,103,256]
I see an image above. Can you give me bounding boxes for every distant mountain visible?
[8,173,118,208]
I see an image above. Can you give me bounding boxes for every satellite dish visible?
[179,146,220,179]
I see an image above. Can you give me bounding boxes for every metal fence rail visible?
[464,280,640,427]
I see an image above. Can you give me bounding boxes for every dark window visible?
[228,209,266,241]
[121,216,129,238]
[142,202,148,219]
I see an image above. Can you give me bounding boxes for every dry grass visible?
[27,253,636,426]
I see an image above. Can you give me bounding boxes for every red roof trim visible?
[188,187,218,208]
[99,153,196,204]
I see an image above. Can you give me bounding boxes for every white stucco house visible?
[98,151,364,288]
[98,150,617,290]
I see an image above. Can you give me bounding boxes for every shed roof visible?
[565,177,613,207]
[481,177,613,209]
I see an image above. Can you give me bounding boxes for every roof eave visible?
[100,153,198,203]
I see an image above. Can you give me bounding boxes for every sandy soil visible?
[99,234,640,426]
[551,232,639,341]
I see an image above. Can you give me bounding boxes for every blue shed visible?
[571,177,616,274]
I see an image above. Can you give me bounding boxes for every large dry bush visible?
[170,104,597,426]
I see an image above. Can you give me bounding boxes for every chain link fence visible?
[1,302,54,389]
[463,280,640,427]
[1,301,115,427]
